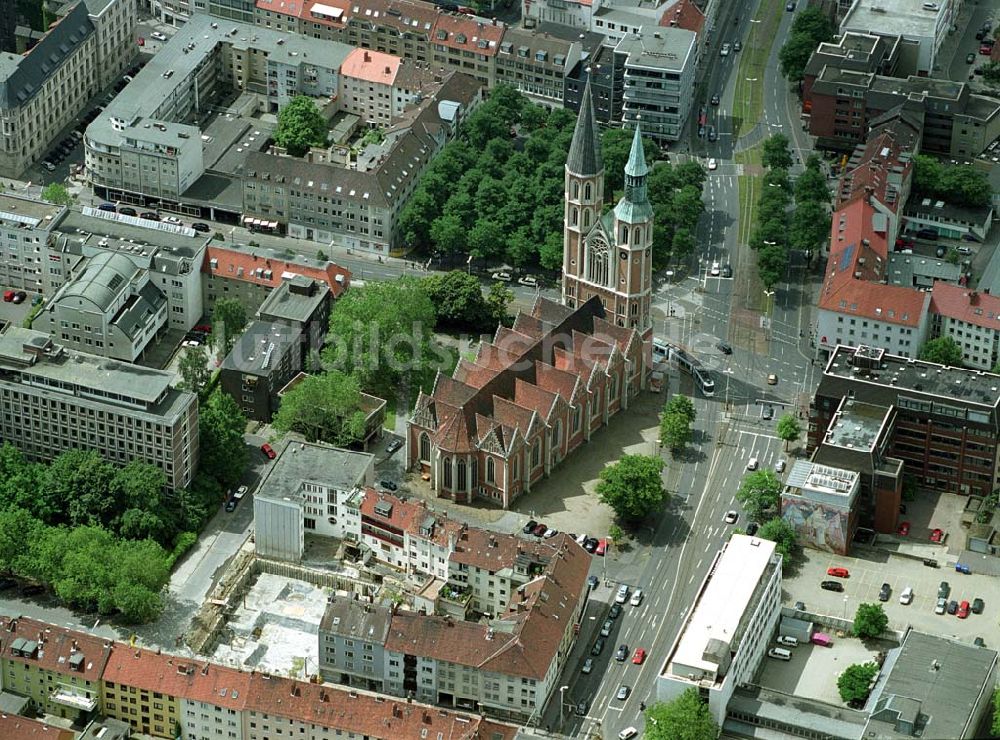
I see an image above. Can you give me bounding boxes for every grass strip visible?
[732,0,786,138]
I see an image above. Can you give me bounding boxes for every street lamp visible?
[559,685,569,724]
[843,594,849,619]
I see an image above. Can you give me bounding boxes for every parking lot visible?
[784,547,995,645]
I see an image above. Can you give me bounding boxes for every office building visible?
[839,0,955,77]
[256,274,332,362]
[218,320,302,421]
[0,0,136,177]
[495,27,581,108]
[811,344,1000,498]
[903,198,994,243]
[616,28,697,142]
[252,441,374,561]
[0,615,112,722]
[0,194,66,291]
[657,535,782,726]
[781,461,861,555]
[0,325,199,489]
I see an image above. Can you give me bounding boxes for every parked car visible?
[532,522,548,537]
[767,373,779,385]
[775,459,786,473]
[575,533,588,546]
[632,648,646,664]
[957,600,971,618]
[717,341,733,354]
[776,636,798,647]
[930,528,944,543]
[595,538,607,556]
[967,52,977,64]
[947,599,959,615]
[935,597,947,614]
[897,521,910,536]
[618,729,638,740]
[386,438,403,454]
[575,699,589,717]
[710,261,721,276]
[900,586,913,605]
[584,537,599,553]
[2,290,13,302]
[119,207,137,217]
[972,597,985,614]
[517,275,539,288]
[720,43,731,56]
[609,603,622,619]
[938,581,951,598]
[261,443,276,459]
[614,644,629,661]
[721,264,733,278]
[734,41,742,51]
[878,583,891,602]
[746,522,759,536]
[630,589,644,607]
[581,657,594,674]
[821,580,843,592]
[379,479,398,491]
[191,222,211,232]
[587,575,599,589]
[827,567,849,578]
[151,31,167,41]
[12,291,26,304]
[522,520,538,534]
[785,0,795,9]
[42,161,56,172]
[768,647,792,660]
[746,457,759,470]
[724,510,739,524]
[974,637,986,648]
[615,584,630,604]
[140,211,160,220]
[762,406,774,421]
[543,527,559,539]
[600,619,614,638]
[491,271,512,282]
[225,497,237,512]
[591,638,605,656]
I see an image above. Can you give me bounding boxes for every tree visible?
[757,243,789,289]
[838,662,879,704]
[664,394,697,424]
[776,413,802,451]
[199,390,248,488]
[918,336,964,367]
[982,60,1000,86]
[779,7,836,82]
[485,280,514,326]
[736,470,782,523]
[913,154,992,209]
[272,371,368,447]
[762,135,793,171]
[41,183,72,206]
[421,271,489,331]
[602,127,659,194]
[790,200,831,254]
[608,524,625,547]
[853,602,889,639]
[322,278,438,396]
[213,298,248,355]
[660,412,693,454]
[274,96,327,156]
[177,345,212,400]
[595,454,667,523]
[645,688,719,740]
[757,518,797,558]
[993,688,1000,735]
[794,164,830,205]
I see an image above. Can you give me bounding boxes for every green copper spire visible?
[624,123,649,178]
[614,123,653,225]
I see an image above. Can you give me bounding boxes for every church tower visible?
[562,89,653,342]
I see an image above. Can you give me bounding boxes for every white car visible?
[708,158,718,170]
[710,261,721,276]
[517,275,538,287]
[629,589,643,606]
[720,43,731,56]
[746,457,759,470]
[42,161,56,172]
[724,510,739,524]
[181,339,201,348]
[615,584,630,604]
[163,215,182,225]
[935,597,947,615]
[151,31,167,41]
[491,271,512,282]
[775,459,786,473]
[233,485,248,500]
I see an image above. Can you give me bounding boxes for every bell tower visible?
[562,79,604,311]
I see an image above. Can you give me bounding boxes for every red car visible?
[897,521,910,536]
[194,324,212,333]
[632,648,646,665]
[2,290,13,303]
[957,600,970,619]
[261,443,276,459]
[595,539,607,556]
[981,43,994,55]
[827,567,850,578]
[930,528,944,543]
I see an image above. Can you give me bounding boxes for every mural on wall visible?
[782,496,849,555]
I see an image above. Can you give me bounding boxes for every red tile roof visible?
[659,0,705,36]
[0,616,111,684]
[347,0,440,36]
[0,715,73,740]
[513,377,558,420]
[836,129,913,212]
[102,644,251,710]
[341,48,401,86]
[204,246,349,297]
[930,282,1000,331]
[431,14,503,56]
[360,489,430,533]
[533,361,581,406]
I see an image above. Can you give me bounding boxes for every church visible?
[405,84,654,508]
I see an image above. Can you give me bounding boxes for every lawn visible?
[732,0,786,138]
[734,145,768,312]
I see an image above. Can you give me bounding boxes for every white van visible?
[900,586,914,605]
[776,636,798,647]
[768,647,792,661]
[630,589,644,607]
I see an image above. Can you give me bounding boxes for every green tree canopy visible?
[595,454,667,523]
[913,154,992,209]
[918,336,964,367]
[757,244,789,289]
[177,345,212,400]
[737,470,782,523]
[485,281,515,327]
[853,602,889,639]
[213,298,248,355]
[838,662,879,704]
[776,412,802,451]
[421,271,490,331]
[790,200,832,254]
[272,371,368,447]
[323,278,439,396]
[645,688,719,740]
[794,163,831,205]
[992,688,1000,735]
[602,127,659,194]
[660,412,693,454]
[756,517,797,558]
[274,96,328,156]
[762,134,793,171]
[199,390,249,489]
[41,183,72,206]
[779,7,836,82]
[664,394,697,424]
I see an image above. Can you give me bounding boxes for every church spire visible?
[614,123,653,224]
[566,78,603,177]
[624,123,649,178]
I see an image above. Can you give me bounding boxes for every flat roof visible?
[256,440,373,503]
[784,461,860,498]
[614,28,696,73]
[823,344,1000,408]
[221,319,302,375]
[56,209,207,257]
[257,275,330,324]
[665,535,777,681]
[0,193,65,226]
[841,0,944,40]
[823,399,891,451]
[202,114,275,174]
[869,75,963,101]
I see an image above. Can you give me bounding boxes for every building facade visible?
[219,319,302,422]
[0,194,66,292]
[0,325,199,488]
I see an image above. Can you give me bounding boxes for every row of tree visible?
[778,7,836,83]
[659,394,697,454]
[751,135,831,288]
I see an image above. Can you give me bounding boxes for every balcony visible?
[51,685,97,712]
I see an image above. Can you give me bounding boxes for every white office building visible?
[657,535,782,725]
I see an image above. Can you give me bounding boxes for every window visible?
[419,432,430,462]
[457,459,467,490]
[486,457,495,484]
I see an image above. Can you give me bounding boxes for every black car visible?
[379,479,398,491]
[591,638,605,656]
[522,520,538,535]
[119,207,138,217]
[707,125,718,142]
[821,580,844,592]
[140,211,160,221]
[609,603,622,619]
[614,644,629,662]
[721,264,733,278]
[386,438,403,454]
[225,498,237,512]
[878,583,891,602]
[576,699,589,716]
[0,577,16,591]
[975,636,986,647]
[587,575,599,589]
[717,341,733,354]
[710,93,720,106]
[698,125,706,138]
[947,599,959,615]
[746,522,759,536]
[762,406,774,421]
[583,537,599,553]
[191,222,211,233]
[972,597,985,614]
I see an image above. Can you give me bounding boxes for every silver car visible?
[581,658,594,674]
[615,584,630,604]
[616,684,630,701]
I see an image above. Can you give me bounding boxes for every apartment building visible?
[256,274,332,362]
[338,49,438,126]
[38,251,168,362]
[0,615,112,722]
[46,208,209,333]
[496,27,580,108]
[802,32,906,108]
[201,243,348,314]
[0,325,199,489]
[781,461,861,555]
[239,70,483,254]
[318,598,391,691]
[219,319,302,421]
[657,535,782,726]
[930,283,1000,371]
[811,344,1000,497]
[616,28,697,142]
[0,194,66,291]
[80,0,140,90]
[252,442,375,561]
[903,197,994,243]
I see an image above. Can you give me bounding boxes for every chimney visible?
[385,66,391,74]
[970,291,979,306]
[364,51,371,62]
